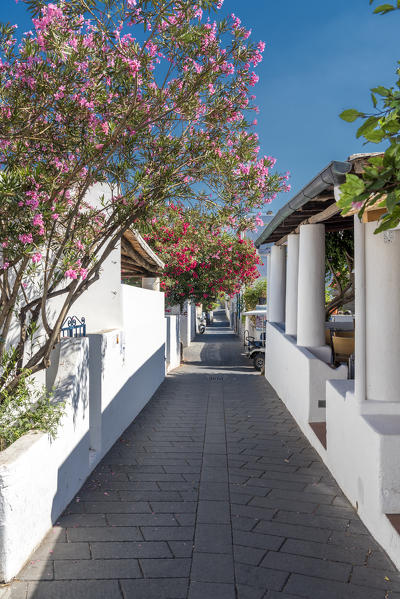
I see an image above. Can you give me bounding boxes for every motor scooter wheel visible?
[253,352,265,371]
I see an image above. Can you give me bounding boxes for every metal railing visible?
[60,316,86,338]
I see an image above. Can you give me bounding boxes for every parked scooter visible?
[198,313,206,334]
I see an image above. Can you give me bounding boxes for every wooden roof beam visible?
[275,202,342,246]
[121,238,160,274]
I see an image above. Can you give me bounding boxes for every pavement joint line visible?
[4,311,399,598]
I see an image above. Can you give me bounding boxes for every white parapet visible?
[265,322,347,433]
[285,234,299,336]
[0,337,90,582]
[297,224,325,348]
[326,380,400,570]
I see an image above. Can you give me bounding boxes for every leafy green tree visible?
[242,278,266,314]
[338,1,400,232]
[325,231,354,317]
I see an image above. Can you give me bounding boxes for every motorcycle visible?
[198,314,206,334]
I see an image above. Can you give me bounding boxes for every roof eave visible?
[255,160,352,248]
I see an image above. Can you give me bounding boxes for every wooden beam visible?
[362,207,386,223]
[276,203,341,245]
[121,238,159,273]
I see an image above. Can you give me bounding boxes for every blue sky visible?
[3,0,399,212]
[217,0,400,210]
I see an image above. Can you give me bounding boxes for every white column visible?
[269,245,286,324]
[266,252,271,321]
[354,216,366,402]
[142,277,160,291]
[297,224,325,347]
[365,223,400,401]
[285,234,299,336]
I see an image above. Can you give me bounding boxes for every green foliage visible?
[325,231,354,316]
[369,0,400,15]
[338,1,400,232]
[242,278,267,313]
[0,348,64,450]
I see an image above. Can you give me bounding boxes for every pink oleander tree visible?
[139,203,262,309]
[0,0,288,404]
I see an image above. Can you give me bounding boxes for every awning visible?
[254,154,381,247]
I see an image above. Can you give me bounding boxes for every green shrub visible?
[0,348,64,450]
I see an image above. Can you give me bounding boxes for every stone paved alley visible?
[6,311,400,598]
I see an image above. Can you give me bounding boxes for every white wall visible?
[165,315,181,372]
[92,285,165,457]
[70,243,123,334]
[265,323,347,432]
[326,381,400,570]
[179,301,193,348]
[42,183,124,339]
[0,338,90,582]
[190,301,196,340]
[0,285,166,582]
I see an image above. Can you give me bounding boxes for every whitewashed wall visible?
[179,300,195,347]
[0,338,90,582]
[89,285,165,458]
[165,315,180,372]
[265,323,347,433]
[69,243,123,334]
[190,301,196,339]
[0,284,166,582]
[325,381,400,570]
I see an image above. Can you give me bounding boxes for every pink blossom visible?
[19,233,33,244]
[65,268,78,279]
[352,201,363,209]
[32,213,43,227]
[31,252,42,263]
[80,268,88,280]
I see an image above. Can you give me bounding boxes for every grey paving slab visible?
[25,581,122,599]
[7,310,399,599]
[188,581,236,599]
[120,578,189,598]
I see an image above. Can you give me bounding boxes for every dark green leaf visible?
[371,92,378,108]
